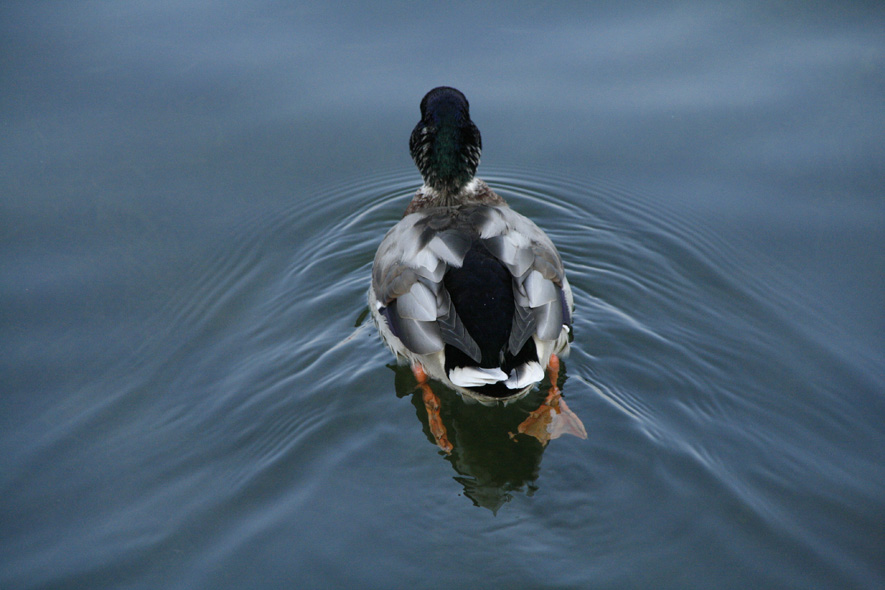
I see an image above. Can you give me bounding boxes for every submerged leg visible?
[413,364,453,454]
[513,354,587,444]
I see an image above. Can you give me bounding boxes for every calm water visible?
[2,2,884,589]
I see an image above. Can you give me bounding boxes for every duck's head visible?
[409,87,482,197]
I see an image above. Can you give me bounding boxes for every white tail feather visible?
[449,366,508,387]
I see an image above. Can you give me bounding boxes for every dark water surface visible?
[2,2,884,589]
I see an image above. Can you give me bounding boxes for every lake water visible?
[2,2,883,588]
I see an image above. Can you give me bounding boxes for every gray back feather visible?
[372,205,568,359]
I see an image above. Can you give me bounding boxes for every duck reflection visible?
[393,356,586,512]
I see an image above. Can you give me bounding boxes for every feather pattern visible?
[370,202,572,402]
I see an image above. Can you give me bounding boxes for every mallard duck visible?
[370,87,574,405]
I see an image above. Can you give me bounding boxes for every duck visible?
[369,86,574,406]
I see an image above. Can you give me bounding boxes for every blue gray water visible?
[2,2,883,589]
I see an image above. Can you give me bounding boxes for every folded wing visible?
[372,205,570,364]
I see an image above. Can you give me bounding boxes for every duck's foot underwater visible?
[413,364,453,454]
[511,355,588,445]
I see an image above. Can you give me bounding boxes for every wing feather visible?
[372,204,571,364]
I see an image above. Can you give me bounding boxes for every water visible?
[2,2,884,589]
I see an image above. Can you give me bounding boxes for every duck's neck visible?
[404,178,506,215]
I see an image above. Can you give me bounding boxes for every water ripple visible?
[30,165,881,588]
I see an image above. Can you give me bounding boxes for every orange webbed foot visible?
[512,354,587,445]
[413,364,453,454]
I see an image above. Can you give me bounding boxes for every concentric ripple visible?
[25,165,880,588]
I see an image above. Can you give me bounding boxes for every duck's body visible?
[370,87,573,404]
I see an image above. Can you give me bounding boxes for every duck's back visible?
[370,203,572,399]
